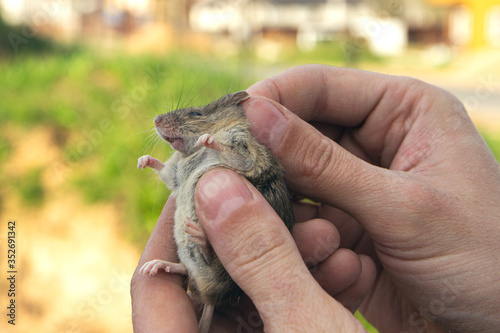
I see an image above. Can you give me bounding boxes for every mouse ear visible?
[230,91,250,105]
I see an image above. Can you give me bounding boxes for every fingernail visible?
[244,99,288,148]
[197,170,253,224]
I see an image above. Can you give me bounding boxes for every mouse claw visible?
[185,218,208,248]
[196,133,213,146]
[137,155,150,169]
[185,218,212,264]
[139,259,187,276]
[196,134,221,151]
[137,155,165,171]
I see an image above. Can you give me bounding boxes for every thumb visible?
[243,97,400,231]
[195,169,361,331]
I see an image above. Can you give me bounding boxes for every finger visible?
[195,168,362,331]
[291,218,340,267]
[245,65,453,170]
[246,64,400,126]
[291,213,377,312]
[311,248,361,296]
[292,202,366,251]
[318,205,365,250]
[353,232,379,266]
[311,250,376,312]
[245,64,481,177]
[292,200,319,223]
[292,202,378,268]
[243,96,397,232]
[131,197,198,332]
[195,169,310,307]
[333,254,377,312]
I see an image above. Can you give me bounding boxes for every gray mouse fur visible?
[137,91,294,332]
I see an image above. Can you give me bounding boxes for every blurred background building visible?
[429,0,500,48]
[1,0,499,57]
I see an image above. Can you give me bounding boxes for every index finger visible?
[247,64,407,126]
[131,196,198,332]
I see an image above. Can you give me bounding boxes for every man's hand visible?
[131,171,374,332]
[241,65,500,332]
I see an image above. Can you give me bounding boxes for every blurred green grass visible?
[483,132,500,162]
[0,49,252,241]
[2,49,498,237]
[1,44,499,333]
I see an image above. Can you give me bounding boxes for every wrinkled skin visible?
[131,65,500,332]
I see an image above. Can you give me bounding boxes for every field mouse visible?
[137,91,295,333]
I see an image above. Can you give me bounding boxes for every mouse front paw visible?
[139,259,187,276]
[196,134,222,151]
[137,155,165,171]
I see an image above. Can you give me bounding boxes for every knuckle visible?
[227,224,288,277]
[225,223,308,305]
[292,132,336,190]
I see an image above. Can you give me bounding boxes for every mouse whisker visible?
[184,66,208,108]
[139,127,156,135]
[141,134,155,147]
[136,113,156,120]
[176,79,186,111]
[140,131,161,155]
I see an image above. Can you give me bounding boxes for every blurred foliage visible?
[483,132,500,162]
[286,38,383,68]
[355,312,379,332]
[236,36,382,68]
[0,48,252,242]
[0,15,76,57]
[15,167,45,206]
[0,134,11,162]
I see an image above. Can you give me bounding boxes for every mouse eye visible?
[189,111,202,117]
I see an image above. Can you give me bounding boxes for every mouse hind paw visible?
[139,259,187,276]
[185,218,208,247]
[185,218,212,265]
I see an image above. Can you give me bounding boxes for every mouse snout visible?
[154,115,162,127]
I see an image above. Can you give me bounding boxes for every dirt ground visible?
[0,127,139,333]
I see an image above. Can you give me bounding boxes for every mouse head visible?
[154,91,250,154]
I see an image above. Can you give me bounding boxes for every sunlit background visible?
[0,1,499,332]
